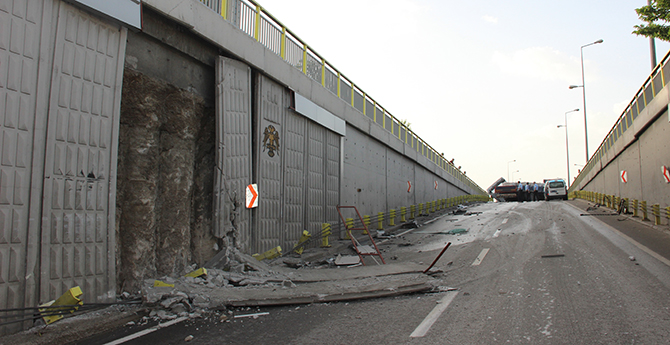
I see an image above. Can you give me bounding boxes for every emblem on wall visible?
[262,125,280,157]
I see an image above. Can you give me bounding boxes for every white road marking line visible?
[492,229,502,238]
[471,248,490,266]
[103,316,189,345]
[502,218,508,224]
[410,291,459,338]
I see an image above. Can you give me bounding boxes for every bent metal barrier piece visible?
[423,242,452,274]
[337,206,386,265]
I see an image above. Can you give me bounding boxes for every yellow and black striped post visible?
[345,217,354,239]
[321,223,331,248]
[653,204,661,225]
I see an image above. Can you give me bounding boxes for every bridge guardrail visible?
[198,0,486,195]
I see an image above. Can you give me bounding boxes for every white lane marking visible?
[103,316,189,345]
[471,248,490,266]
[492,229,502,238]
[502,218,508,224]
[410,291,459,338]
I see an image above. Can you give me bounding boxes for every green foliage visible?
[634,0,670,41]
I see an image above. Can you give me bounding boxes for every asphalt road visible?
[73,200,670,345]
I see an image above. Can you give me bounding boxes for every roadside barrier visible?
[278,194,490,255]
[573,191,670,226]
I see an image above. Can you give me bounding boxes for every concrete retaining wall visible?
[115,2,483,291]
[572,70,670,212]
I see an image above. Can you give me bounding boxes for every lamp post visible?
[558,109,579,188]
[570,38,603,163]
[511,170,519,181]
[507,160,516,181]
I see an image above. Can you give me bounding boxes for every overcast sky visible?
[256,0,670,190]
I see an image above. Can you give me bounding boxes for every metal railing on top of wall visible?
[571,48,670,190]
[199,0,486,195]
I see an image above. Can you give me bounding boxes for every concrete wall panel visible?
[282,111,306,246]
[638,109,670,205]
[40,2,126,304]
[0,0,46,331]
[214,56,252,252]
[341,126,387,216]
[255,74,285,253]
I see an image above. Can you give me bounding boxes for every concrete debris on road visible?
[139,260,437,320]
[334,254,361,266]
[453,204,468,215]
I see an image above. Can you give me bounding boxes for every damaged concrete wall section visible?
[118,8,219,293]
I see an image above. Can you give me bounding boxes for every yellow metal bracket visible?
[39,286,83,325]
[253,246,282,261]
[293,230,312,254]
[185,268,208,278]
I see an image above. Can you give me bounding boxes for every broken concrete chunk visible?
[160,296,185,309]
[282,258,305,269]
[282,280,297,288]
[335,254,361,266]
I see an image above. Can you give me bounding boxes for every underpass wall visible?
[572,70,670,210]
[341,126,469,218]
[116,0,483,289]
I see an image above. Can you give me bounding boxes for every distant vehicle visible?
[493,182,518,202]
[544,180,568,200]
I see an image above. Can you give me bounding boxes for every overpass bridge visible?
[0,0,487,331]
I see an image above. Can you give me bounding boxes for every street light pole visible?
[573,39,603,163]
[507,160,516,181]
[558,109,579,188]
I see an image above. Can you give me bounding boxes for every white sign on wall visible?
[246,184,258,208]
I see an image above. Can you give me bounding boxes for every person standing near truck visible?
[524,182,531,202]
[533,182,540,202]
[517,181,524,202]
